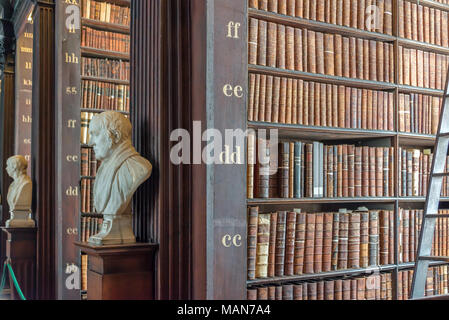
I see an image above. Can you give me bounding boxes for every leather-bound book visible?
[383,148,389,197]
[361,146,369,196]
[350,88,357,128]
[342,37,349,78]
[301,282,308,300]
[307,30,316,74]
[398,0,404,37]
[331,85,338,128]
[265,76,273,122]
[324,34,335,76]
[337,85,345,128]
[319,83,326,126]
[432,96,440,135]
[369,40,377,81]
[278,0,287,15]
[305,143,313,197]
[277,24,286,69]
[294,210,306,274]
[410,209,415,262]
[269,148,279,198]
[338,209,349,269]
[337,145,343,197]
[443,11,448,48]
[436,8,442,46]
[342,144,349,197]
[376,42,384,83]
[365,276,375,300]
[342,279,351,300]
[286,79,293,124]
[268,212,278,277]
[404,1,412,39]
[253,74,260,122]
[403,48,410,85]
[315,35,324,74]
[294,29,303,71]
[333,145,338,197]
[302,81,309,126]
[284,211,297,275]
[361,39,369,80]
[417,50,424,88]
[349,37,356,79]
[279,78,287,124]
[248,74,256,122]
[307,282,317,300]
[304,213,316,274]
[388,92,394,131]
[323,281,333,300]
[429,52,436,89]
[355,38,363,79]
[354,147,362,197]
[268,286,276,300]
[402,209,410,263]
[282,284,293,300]
[331,212,340,270]
[349,279,357,300]
[316,281,324,300]
[356,278,365,300]
[342,0,350,27]
[278,142,290,198]
[359,208,369,268]
[257,287,268,300]
[258,0,268,10]
[334,279,342,300]
[384,0,392,35]
[247,289,257,300]
[379,210,389,265]
[406,150,412,196]
[275,211,287,276]
[383,44,390,83]
[286,27,295,70]
[348,211,361,268]
[377,92,384,131]
[369,210,379,266]
[255,138,270,198]
[410,49,417,87]
[327,146,334,197]
[293,284,303,300]
[275,286,283,300]
[372,90,378,131]
[369,147,376,197]
[294,142,303,198]
[287,0,295,16]
[247,207,259,280]
[297,80,304,125]
[272,77,280,123]
[334,34,342,77]
[322,212,333,272]
[257,20,267,66]
[256,213,271,278]
[412,149,420,196]
[348,145,355,197]
[267,22,277,68]
[314,213,324,273]
[249,0,258,9]
[268,0,278,12]
[258,75,266,122]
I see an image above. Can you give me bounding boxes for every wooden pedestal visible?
[1,227,37,300]
[74,242,158,300]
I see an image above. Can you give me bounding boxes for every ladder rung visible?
[433,172,449,177]
[418,256,449,262]
[425,214,449,218]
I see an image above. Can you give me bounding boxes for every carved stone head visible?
[6,155,28,180]
[88,111,132,161]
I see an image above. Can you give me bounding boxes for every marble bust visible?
[87,111,152,245]
[5,155,35,228]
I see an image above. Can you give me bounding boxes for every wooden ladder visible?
[411,70,449,299]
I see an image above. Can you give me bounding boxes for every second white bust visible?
[87,111,152,245]
[5,155,34,228]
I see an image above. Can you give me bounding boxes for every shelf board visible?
[407,0,449,12]
[80,176,96,180]
[398,197,449,202]
[248,65,397,90]
[248,8,395,42]
[398,37,449,56]
[397,84,444,96]
[398,132,436,147]
[80,212,103,217]
[247,265,396,286]
[248,197,397,205]
[81,75,129,85]
[81,18,130,34]
[248,121,396,141]
[81,47,129,61]
[81,108,129,115]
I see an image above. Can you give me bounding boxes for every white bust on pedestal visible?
[87,111,152,245]
[5,155,34,228]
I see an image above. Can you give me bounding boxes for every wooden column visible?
[31,0,56,300]
[131,0,193,299]
[0,53,15,267]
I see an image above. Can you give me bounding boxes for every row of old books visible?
[82,0,130,26]
[249,18,395,82]
[398,148,449,197]
[81,147,98,177]
[81,26,130,54]
[82,57,130,81]
[81,255,87,291]
[247,273,394,300]
[81,80,130,112]
[398,209,449,263]
[398,93,442,135]
[248,74,395,130]
[398,46,449,90]
[248,0,393,35]
[247,207,393,280]
[398,266,449,300]
[81,178,94,213]
[80,216,103,242]
[399,0,449,47]
[247,138,395,199]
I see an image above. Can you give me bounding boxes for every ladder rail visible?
[411,68,449,299]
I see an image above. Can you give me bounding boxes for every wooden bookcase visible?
[245,0,449,300]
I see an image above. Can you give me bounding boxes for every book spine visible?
[304,213,316,274]
[369,211,379,266]
[268,212,278,277]
[284,211,297,276]
[247,207,259,280]
[275,211,287,276]
[256,213,271,278]
[294,212,306,274]
[348,212,361,268]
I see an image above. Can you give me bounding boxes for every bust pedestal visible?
[74,242,158,300]
[1,227,36,300]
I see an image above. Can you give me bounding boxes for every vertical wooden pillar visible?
[31,0,56,300]
[0,53,15,270]
[131,0,193,299]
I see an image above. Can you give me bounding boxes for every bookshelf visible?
[246,0,449,300]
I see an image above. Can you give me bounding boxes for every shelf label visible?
[223,84,243,98]
[226,21,241,39]
[221,234,242,248]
